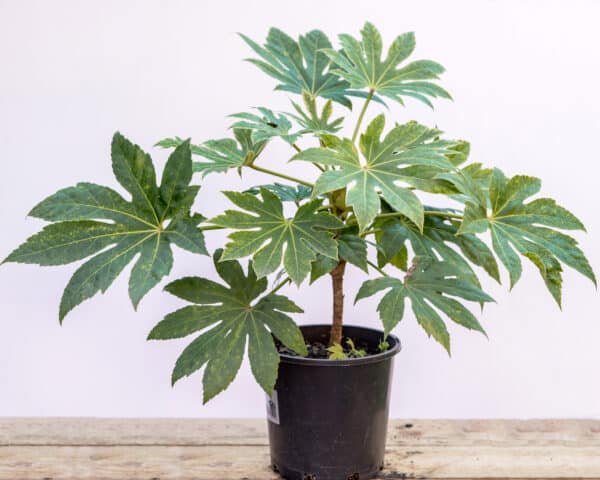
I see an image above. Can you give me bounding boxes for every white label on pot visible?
[266,390,280,424]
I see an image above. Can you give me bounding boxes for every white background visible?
[1,0,599,418]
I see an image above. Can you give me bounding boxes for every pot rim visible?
[279,324,401,366]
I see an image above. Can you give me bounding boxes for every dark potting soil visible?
[276,340,382,359]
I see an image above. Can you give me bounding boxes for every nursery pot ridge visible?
[267,325,401,480]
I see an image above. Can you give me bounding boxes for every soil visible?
[276,339,382,359]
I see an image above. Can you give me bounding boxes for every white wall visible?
[1,0,599,418]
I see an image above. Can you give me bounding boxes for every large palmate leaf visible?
[376,213,500,285]
[241,28,369,108]
[209,188,342,285]
[157,129,266,177]
[356,257,494,352]
[230,107,300,145]
[5,133,206,321]
[459,169,595,305]
[293,114,459,232]
[322,22,451,107]
[148,250,307,402]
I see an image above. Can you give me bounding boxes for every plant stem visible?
[360,228,380,237]
[424,210,464,220]
[329,260,346,346]
[368,210,464,223]
[249,164,313,188]
[317,204,336,212]
[291,142,324,171]
[268,277,291,295]
[367,260,388,277]
[351,89,374,144]
[198,224,226,231]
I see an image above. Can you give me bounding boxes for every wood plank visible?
[2,445,600,479]
[389,419,600,447]
[2,418,599,447]
[0,418,268,446]
[1,419,600,479]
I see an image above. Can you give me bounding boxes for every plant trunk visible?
[329,260,346,346]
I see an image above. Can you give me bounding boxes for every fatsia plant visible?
[4,23,595,403]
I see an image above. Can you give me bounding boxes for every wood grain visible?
[0,419,599,479]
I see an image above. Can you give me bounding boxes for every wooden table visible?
[0,418,599,479]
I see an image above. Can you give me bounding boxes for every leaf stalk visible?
[249,164,313,188]
[351,89,374,143]
[268,276,291,295]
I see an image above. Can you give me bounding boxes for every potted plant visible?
[4,23,595,480]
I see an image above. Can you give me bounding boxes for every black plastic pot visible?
[266,324,401,480]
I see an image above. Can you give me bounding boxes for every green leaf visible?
[168,320,231,389]
[56,235,145,320]
[287,93,344,137]
[202,321,247,403]
[148,250,307,402]
[380,242,409,271]
[293,114,459,231]
[158,136,193,220]
[243,183,312,204]
[247,315,280,395]
[157,129,266,178]
[4,221,126,265]
[338,233,368,272]
[253,295,306,355]
[327,343,348,360]
[356,257,494,352]
[240,28,367,108]
[166,214,207,255]
[146,305,221,340]
[392,140,481,195]
[155,137,186,149]
[5,133,206,320]
[111,132,160,222]
[209,188,343,285]
[323,23,451,107]
[376,213,500,285]
[459,168,595,305]
[230,107,300,144]
[308,231,368,283]
[309,254,338,283]
[27,182,152,227]
[435,162,493,206]
[194,129,267,176]
[346,338,367,358]
[128,233,174,308]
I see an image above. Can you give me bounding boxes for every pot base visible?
[271,461,384,480]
